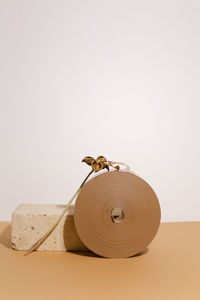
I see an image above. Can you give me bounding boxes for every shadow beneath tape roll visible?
[69,250,102,258]
[69,248,149,259]
[132,248,148,257]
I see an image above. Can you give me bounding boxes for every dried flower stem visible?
[25,169,94,256]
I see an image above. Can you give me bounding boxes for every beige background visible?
[0,0,200,222]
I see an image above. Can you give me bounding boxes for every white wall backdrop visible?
[0,0,200,222]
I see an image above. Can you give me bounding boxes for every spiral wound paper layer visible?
[74,171,161,258]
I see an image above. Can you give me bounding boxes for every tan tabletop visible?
[0,221,200,300]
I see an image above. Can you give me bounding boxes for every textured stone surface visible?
[11,204,88,251]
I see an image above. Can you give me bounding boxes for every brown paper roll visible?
[74,171,161,258]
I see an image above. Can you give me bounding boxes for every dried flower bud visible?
[91,161,101,172]
[82,156,96,166]
[103,164,110,171]
[82,155,119,173]
[96,156,107,163]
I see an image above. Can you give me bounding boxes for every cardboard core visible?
[111,207,124,223]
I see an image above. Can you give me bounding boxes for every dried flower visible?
[82,155,120,172]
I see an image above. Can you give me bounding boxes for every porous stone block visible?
[11,204,88,252]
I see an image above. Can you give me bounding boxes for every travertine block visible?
[11,204,88,252]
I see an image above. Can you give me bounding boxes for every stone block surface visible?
[11,204,88,252]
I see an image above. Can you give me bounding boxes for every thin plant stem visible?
[25,169,94,256]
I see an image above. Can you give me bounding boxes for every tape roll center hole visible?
[111,208,124,223]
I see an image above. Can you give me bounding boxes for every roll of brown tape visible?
[74,171,161,258]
